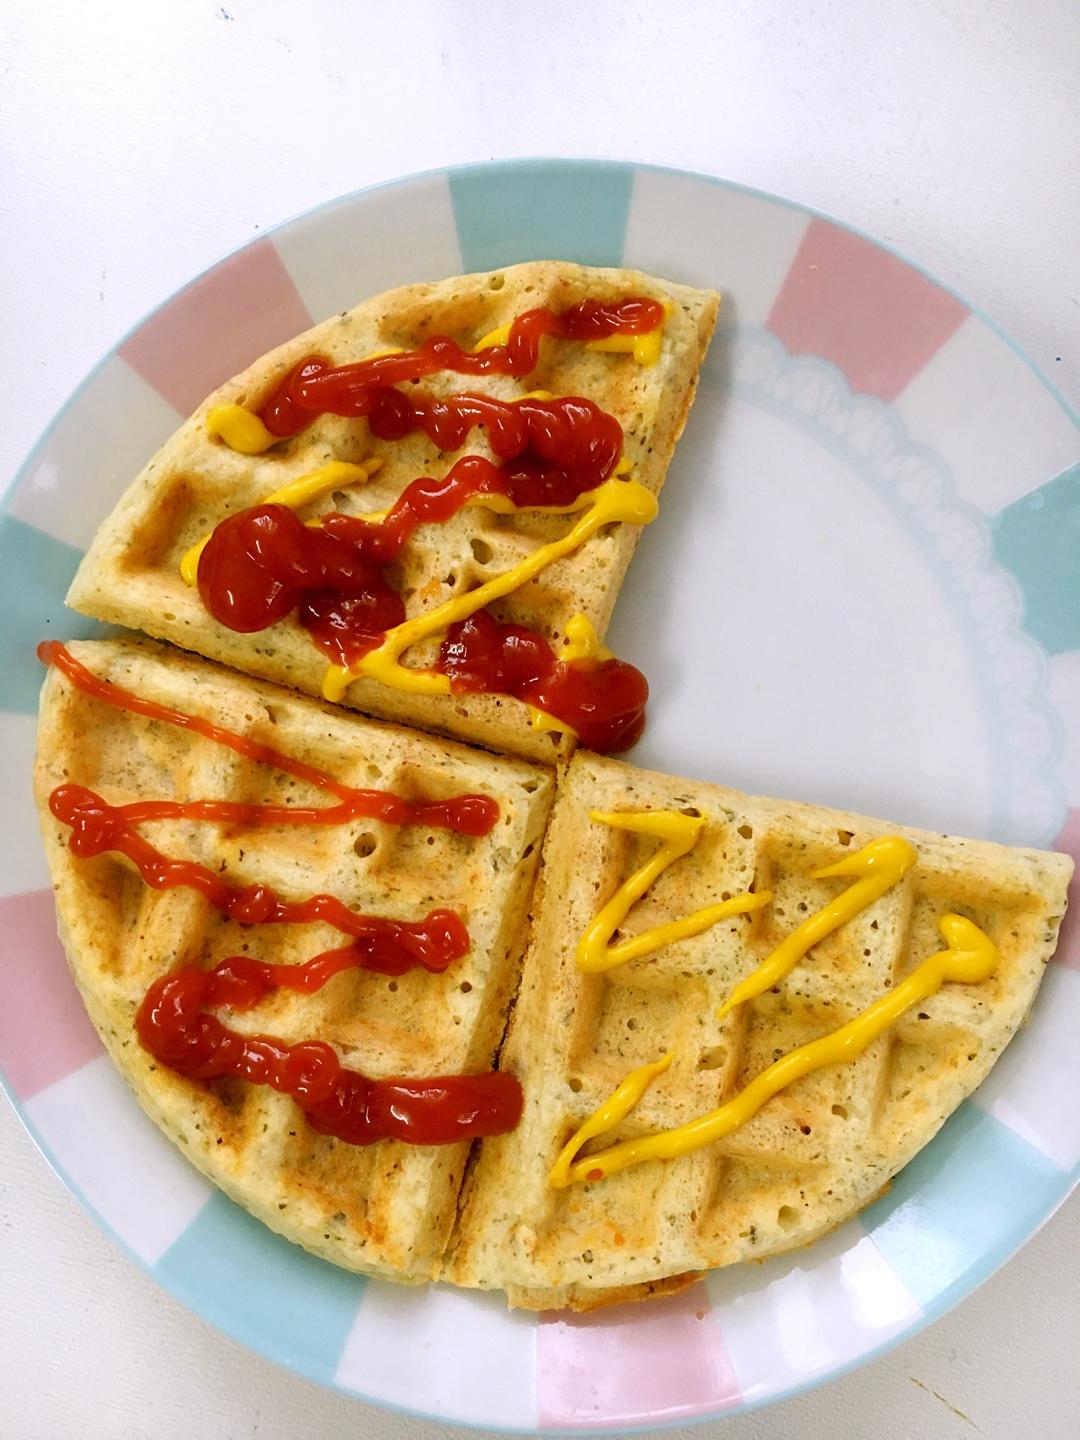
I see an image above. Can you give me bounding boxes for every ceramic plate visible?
[2,159,1078,1433]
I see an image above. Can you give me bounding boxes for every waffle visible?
[68,262,719,763]
[446,751,1072,1310]
[34,638,554,1283]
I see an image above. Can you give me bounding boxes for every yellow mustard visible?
[179,459,383,586]
[561,613,612,664]
[576,810,773,974]
[473,312,667,365]
[550,913,998,1186]
[549,1054,673,1188]
[206,403,277,455]
[716,835,918,1020]
[321,476,658,702]
[525,614,611,738]
[473,323,513,351]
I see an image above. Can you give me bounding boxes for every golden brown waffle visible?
[68,262,719,762]
[446,752,1072,1310]
[35,638,553,1283]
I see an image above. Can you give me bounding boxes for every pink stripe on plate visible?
[538,1282,740,1429]
[767,218,967,401]
[0,889,103,1101]
[119,237,312,417]
[1051,809,1080,970]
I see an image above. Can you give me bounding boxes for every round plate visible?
[2,159,1078,1433]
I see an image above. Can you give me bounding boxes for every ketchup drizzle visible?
[40,642,521,1146]
[438,612,649,754]
[38,640,497,835]
[194,295,659,750]
[49,782,470,972]
[259,299,665,438]
[136,954,523,1145]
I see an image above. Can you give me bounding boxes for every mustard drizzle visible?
[576,810,772,974]
[716,835,918,1020]
[550,913,998,1187]
[321,476,657,702]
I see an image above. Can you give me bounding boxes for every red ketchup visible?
[258,299,665,437]
[39,642,521,1146]
[38,641,497,836]
[136,953,523,1145]
[194,296,660,748]
[49,782,471,972]
[437,612,649,753]
[197,391,623,657]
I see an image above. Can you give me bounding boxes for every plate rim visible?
[7,1084,1076,1436]
[2,154,1077,515]
[3,155,1077,1432]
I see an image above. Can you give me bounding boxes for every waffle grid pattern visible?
[35,639,554,1282]
[67,263,718,761]
[448,752,1068,1308]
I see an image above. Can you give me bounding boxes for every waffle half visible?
[446,752,1072,1309]
[67,262,719,762]
[34,638,553,1283]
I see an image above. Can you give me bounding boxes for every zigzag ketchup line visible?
[346,391,623,499]
[138,956,524,1146]
[215,389,623,502]
[189,297,666,750]
[257,298,666,439]
[39,641,479,970]
[48,781,470,973]
[39,641,522,1146]
[137,953,523,1145]
[38,640,498,836]
[127,922,523,1149]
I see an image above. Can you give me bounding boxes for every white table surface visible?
[2,2,1078,1436]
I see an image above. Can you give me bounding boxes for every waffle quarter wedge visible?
[34,637,553,1283]
[68,262,719,762]
[446,752,1072,1310]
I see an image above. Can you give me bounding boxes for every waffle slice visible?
[68,262,719,763]
[446,752,1072,1310]
[34,638,553,1283]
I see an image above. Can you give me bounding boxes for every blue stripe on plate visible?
[449,159,634,272]
[990,462,1080,656]
[863,1101,1064,1310]
[155,1191,366,1382]
[0,515,107,715]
